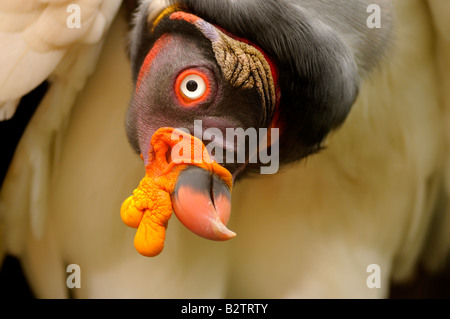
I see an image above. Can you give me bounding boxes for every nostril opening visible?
[165,148,172,164]
[209,173,216,209]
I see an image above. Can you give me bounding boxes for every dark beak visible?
[172,166,236,240]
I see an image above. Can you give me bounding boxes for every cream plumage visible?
[0,0,449,298]
[0,0,122,296]
[0,0,121,120]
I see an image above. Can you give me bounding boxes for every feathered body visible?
[0,0,449,298]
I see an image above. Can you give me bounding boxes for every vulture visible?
[0,0,449,298]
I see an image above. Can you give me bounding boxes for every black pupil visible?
[186,80,198,92]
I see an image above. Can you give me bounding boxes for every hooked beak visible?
[172,166,236,241]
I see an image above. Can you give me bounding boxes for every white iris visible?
[180,74,207,100]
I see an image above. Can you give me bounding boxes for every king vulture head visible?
[122,0,362,256]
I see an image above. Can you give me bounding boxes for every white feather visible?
[0,99,20,121]
[0,0,122,255]
[0,0,120,121]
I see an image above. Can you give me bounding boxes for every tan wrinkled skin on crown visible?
[212,30,277,125]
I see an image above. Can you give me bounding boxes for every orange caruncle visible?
[120,127,232,257]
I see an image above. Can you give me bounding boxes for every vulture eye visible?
[175,69,210,107]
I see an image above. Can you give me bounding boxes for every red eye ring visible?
[174,69,211,107]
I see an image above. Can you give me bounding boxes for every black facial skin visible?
[126,23,265,176]
[127,0,393,180]
[128,0,394,180]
